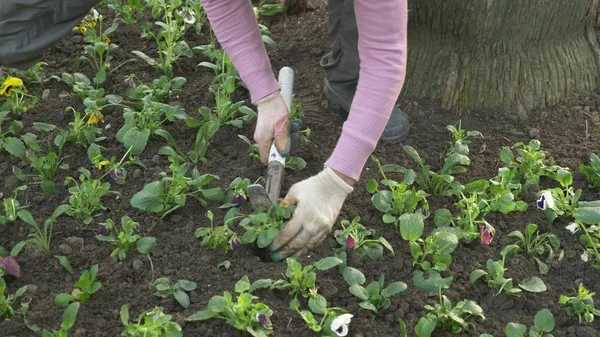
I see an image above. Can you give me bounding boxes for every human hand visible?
[254,90,290,164]
[270,167,354,261]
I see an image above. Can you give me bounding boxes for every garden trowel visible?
[248,67,295,212]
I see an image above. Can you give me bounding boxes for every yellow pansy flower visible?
[104,37,111,44]
[87,111,104,125]
[0,77,23,97]
[98,160,110,171]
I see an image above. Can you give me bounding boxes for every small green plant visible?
[499,139,557,189]
[0,76,38,115]
[472,167,528,215]
[536,169,582,222]
[343,268,407,313]
[194,210,240,252]
[271,257,343,299]
[13,61,48,85]
[0,277,29,320]
[334,216,394,260]
[120,304,182,337]
[0,186,27,225]
[506,223,561,274]
[470,244,547,296]
[54,265,102,307]
[445,120,482,156]
[103,0,144,25]
[293,301,351,337]
[96,216,157,260]
[186,276,274,337]
[572,203,600,269]
[502,308,555,337]
[126,75,186,104]
[153,277,197,309]
[415,290,485,336]
[239,203,295,248]
[65,168,115,225]
[14,205,69,252]
[41,302,80,337]
[434,193,489,244]
[130,160,222,218]
[63,107,103,146]
[579,153,600,189]
[367,156,430,225]
[559,283,600,324]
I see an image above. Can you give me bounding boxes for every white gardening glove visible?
[271,167,354,261]
[254,90,290,164]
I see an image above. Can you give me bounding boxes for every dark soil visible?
[2,4,600,337]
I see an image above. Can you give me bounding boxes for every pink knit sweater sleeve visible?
[202,0,408,181]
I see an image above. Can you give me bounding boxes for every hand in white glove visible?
[254,90,290,164]
[271,167,354,261]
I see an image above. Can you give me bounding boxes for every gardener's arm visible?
[0,0,100,69]
[270,0,408,260]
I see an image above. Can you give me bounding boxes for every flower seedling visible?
[367,156,430,225]
[0,76,38,115]
[65,168,115,225]
[343,268,407,313]
[194,210,240,252]
[12,61,48,85]
[294,301,352,337]
[400,213,460,273]
[41,302,80,337]
[186,276,274,337]
[120,304,182,337]
[334,216,394,260]
[572,203,600,269]
[415,290,484,336]
[474,167,528,215]
[272,257,343,299]
[14,205,69,252]
[240,203,295,248]
[499,139,557,189]
[445,120,482,156]
[579,153,600,189]
[434,193,489,244]
[0,277,29,320]
[87,144,137,185]
[54,265,102,308]
[0,253,20,278]
[503,308,555,337]
[506,223,561,274]
[63,107,103,146]
[222,177,251,207]
[130,160,223,217]
[126,75,186,104]
[536,168,582,222]
[0,186,28,225]
[400,145,467,197]
[96,216,156,260]
[470,244,547,296]
[559,283,600,324]
[153,277,197,309]
[104,0,144,25]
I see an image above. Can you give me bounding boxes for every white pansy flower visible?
[566,223,580,234]
[331,314,353,337]
[581,251,589,262]
[179,10,196,24]
[590,225,598,233]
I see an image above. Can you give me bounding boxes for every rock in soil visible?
[42,89,50,100]
[58,244,72,255]
[65,237,84,251]
[132,259,144,273]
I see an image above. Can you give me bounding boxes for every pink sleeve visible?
[325,0,408,181]
[201,0,280,103]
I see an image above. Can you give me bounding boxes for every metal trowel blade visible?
[247,184,273,212]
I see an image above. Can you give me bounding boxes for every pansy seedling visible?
[479,224,494,246]
[330,313,353,336]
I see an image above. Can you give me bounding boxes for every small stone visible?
[169,214,183,223]
[573,105,583,110]
[320,285,338,299]
[132,259,144,272]
[65,237,84,251]
[384,312,395,323]
[133,169,142,179]
[41,89,50,100]
[74,329,86,337]
[3,176,19,190]
[396,302,410,317]
[151,155,160,163]
[59,91,70,98]
[58,244,72,255]
[190,290,201,304]
[24,245,41,260]
[164,268,176,276]
[567,326,576,334]
[27,284,38,294]
[528,128,540,138]
[576,326,596,337]
[566,250,576,259]
[574,278,583,286]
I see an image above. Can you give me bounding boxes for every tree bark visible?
[404,0,600,116]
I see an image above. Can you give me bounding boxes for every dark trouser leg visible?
[320,0,359,87]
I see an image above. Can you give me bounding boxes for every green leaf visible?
[381,281,407,297]
[130,181,164,213]
[249,279,273,292]
[343,267,366,286]
[55,256,74,274]
[470,269,488,284]
[518,277,546,293]
[120,304,130,325]
[54,293,71,308]
[349,284,369,300]
[234,276,251,293]
[137,237,157,254]
[371,190,392,213]
[33,122,57,132]
[413,271,453,294]
[434,208,453,227]
[366,179,379,193]
[382,214,397,224]
[174,290,190,308]
[314,256,343,270]
[3,137,26,158]
[501,244,520,258]
[17,210,37,228]
[52,204,71,219]
[533,308,555,332]
[359,301,378,312]
[308,295,327,315]
[399,213,424,241]
[402,169,416,185]
[403,145,424,166]
[185,310,215,321]
[414,317,436,337]
[123,127,150,155]
[61,302,80,330]
[41,180,56,196]
[464,179,489,193]
[207,295,228,312]
[505,323,527,337]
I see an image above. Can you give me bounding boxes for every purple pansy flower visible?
[257,313,268,325]
[536,191,555,211]
[231,194,247,206]
[479,224,494,246]
[346,236,356,249]
[97,224,109,236]
[109,168,126,184]
[229,238,242,250]
[0,256,21,278]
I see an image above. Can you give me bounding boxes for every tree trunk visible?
[404,0,600,116]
